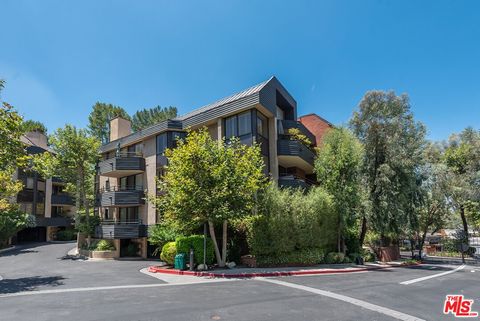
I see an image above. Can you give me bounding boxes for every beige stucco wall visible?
[45,178,52,218]
[142,136,157,225]
[110,117,131,142]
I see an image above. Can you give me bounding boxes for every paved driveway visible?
[0,242,479,321]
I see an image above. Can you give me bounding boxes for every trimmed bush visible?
[256,248,325,267]
[325,252,345,264]
[175,235,215,265]
[362,251,376,262]
[148,222,182,257]
[160,242,176,264]
[95,240,115,251]
[241,186,337,260]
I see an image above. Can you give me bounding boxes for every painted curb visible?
[0,246,16,254]
[148,262,421,278]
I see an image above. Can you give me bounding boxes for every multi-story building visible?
[95,76,331,258]
[13,131,75,243]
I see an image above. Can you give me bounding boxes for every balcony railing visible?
[277,119,316,146]
[95,221,147,239]
[98,185,145,207]
[98,153,145,178]
[51,193,74,206]
[277,139,316,167]
[278,174,316,189]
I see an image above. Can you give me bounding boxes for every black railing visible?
[100,219,143,225]
[109,151,143,159]
[99,185,144,193]
[277,119,316,146]
[51,193,74,205]
[279,174,317,186]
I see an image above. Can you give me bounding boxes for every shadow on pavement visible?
[0,276,65,294]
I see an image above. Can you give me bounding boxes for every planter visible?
[240,255,257,267]
[79,249,118,260]
[378,246,400,262]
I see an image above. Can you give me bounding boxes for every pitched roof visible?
[175,76,274,121]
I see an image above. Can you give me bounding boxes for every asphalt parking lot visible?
[0,242,478,321]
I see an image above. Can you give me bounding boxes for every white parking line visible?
[259,278,425,321]
[400,264,465,285]
[0,278,234,299]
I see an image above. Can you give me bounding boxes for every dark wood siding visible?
[99,190,145,207]
[95,224,148,239]
[98,157,146,176]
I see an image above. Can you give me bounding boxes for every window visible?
[119,207,139,223]
[224,110,252,140]
[156,133,168,155]
[171,131,186,148]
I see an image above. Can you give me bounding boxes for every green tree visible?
[314,127,363,253]
[33,125,100,245]
[155,128,266,267]
[443,128,480,239]
[131,106,177,132]
[0,82,34,246]
[88,102,130,144]
[350,91,426,246]
[22,120,47,134]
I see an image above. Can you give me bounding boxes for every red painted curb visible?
[147,262,420,278]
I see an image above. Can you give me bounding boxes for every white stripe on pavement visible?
[260,278,425,321]
[399,264,465,285]
[0,279,234,299]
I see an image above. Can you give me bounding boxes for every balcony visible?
[98,185,145,207]
[277,119,316,146]
[95,220,148,239]
[277,139,316,173]
[98,152,145,178]
[17,190,45,203]
[278,175,315,189]
[51,194,74,206]
[36,216,74,227]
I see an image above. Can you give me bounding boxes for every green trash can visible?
[174,253,187,270]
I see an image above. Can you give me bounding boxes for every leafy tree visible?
[314,127,363,253]
[155,128,266,267]
[131,106,177,132]
[0,82,34,246]
[443,128,480,239]
[22,120,47,134]
[33,125,100,244]
[350,91,426,246]
[88,102,130,143]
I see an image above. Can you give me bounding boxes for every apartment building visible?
[13,131,75,243]
[95,76,330,258]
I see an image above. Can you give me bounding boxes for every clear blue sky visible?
[1,0,479,141]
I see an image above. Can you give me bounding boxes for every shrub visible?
[95,240,115,251]
[343,256,352,263]
[256,248,325,266]
[243,186,337,259]
[325,252,345,264]
[175,235,215,265]
[148,222,182,257]
[361,249,376,262]
[160,242,176,264]
[56,229,77,241]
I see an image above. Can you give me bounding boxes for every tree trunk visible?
[222,220,228,264]
[459,205,469,244]
[359,216,367,247]
[208,220,224,267]
[418,228,428,259]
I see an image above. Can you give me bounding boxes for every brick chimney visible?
[109,116,131,142]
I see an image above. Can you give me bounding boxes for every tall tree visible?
[22,120,47,134]
[88,102,130,144]
[33,125,100,245]
[131,106,177,132]
[350,91,426,246]
[314,127,364,253]
[0,82,34,247]
[155,128,266,267]
[443,127,480,239]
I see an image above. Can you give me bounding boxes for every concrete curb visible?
[0,246,16,254]
[148,262,420,278]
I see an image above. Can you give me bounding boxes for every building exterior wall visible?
[298,114,333,146]
[143,136,157,225]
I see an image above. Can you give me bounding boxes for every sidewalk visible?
[148,261,416,279]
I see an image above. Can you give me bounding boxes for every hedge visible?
[256,248,326,266]
[175,235,215,265]
[240,186,337,259]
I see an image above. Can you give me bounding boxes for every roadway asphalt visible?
[0,242,478,321]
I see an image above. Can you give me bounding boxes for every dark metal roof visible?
[100,76,295,152]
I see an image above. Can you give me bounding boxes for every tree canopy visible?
[350,91,426,244]
[131,106,177,132]
[88,102,130,143]
[155,128,266,266]
[22,120,47,135]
